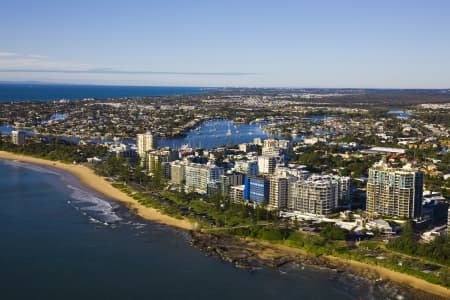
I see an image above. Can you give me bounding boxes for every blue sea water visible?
[0,83,209,102]
[158,120,282,149]
[387,110,413,118]
[0,160,379,300]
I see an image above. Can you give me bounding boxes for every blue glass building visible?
[244,177,269,204]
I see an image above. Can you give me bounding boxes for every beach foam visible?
[68,184,122,223]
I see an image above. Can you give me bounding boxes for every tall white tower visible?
[137,131,156,157]
[366,161,423,219]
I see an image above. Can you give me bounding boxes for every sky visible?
[1,0,449,88]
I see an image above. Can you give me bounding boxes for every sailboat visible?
[226,123,232,136]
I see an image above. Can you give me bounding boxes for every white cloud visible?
[0,51,253,76]
[0,51,91,70]
[0,51,256,86]
[27,54,48,59]
[0,52,19,57]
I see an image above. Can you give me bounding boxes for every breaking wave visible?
[67,185,122,224]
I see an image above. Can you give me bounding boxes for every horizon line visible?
[0,80,449,90]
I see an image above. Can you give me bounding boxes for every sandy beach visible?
[0,151,195,230]
[325,255,450,299]
[267,241,450,299]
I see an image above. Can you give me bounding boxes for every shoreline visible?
[0,151,195,231]
[270,242,450,299]
[192,232,450,299]
[1,150,449,298]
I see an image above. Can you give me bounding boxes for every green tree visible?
[149,161,164,190]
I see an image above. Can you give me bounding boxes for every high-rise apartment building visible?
[230,185,245,203]
[146,148,179,173]
[234,160,259,176]
[263,138,290,150]
[258,156,277,174]
[268,175,294,210]
[262,147,284,157]
[185,163,224,195]
[338,176,352,207]
[288,175,342,216]
[11,130,26,145]
[366,161,423,219]
[137,132,156,157]
[244,176,269,204]
[220,172,244,196]
[169,160,186,185]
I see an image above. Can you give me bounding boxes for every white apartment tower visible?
[288,176,340,216]
[11,130,26,145]
[366,161,423,219]
[258,156,277,174]
[137,131,156,157]
[268,175,293,210]
[169,160,186,185]
[185,163,225,195]
[230,185,245,203]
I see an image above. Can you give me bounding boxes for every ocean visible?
[0,83,209,102]
[0,159,378,300]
